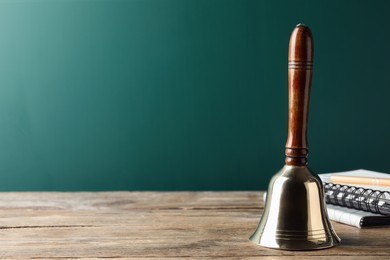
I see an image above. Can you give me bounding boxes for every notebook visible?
[326,204,390,228]
[319,169,390,192]
[319,169,390,228]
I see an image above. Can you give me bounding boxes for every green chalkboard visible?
[0,0,389,191]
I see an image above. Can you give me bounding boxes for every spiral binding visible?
[323,182,390,216]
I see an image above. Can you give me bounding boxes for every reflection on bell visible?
[249,24,340,250]
[249,166,340,250]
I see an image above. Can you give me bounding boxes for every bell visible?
[249,24,340,250]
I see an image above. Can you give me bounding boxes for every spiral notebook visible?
[319,169,390,228]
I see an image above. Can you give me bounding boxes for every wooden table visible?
[0,192,389,259]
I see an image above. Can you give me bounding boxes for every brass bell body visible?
[250,24,340,250]
[250,165,340,250]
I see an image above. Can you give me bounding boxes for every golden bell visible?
[249,24,340,250]
[250,165,340,250]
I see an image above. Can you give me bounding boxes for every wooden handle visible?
[285,24,314,166]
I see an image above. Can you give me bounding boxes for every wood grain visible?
[285,24,313,166]
[0,191,388,259]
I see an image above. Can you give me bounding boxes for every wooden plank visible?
[0,192,388,259]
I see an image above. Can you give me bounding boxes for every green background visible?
[0,0,389,191]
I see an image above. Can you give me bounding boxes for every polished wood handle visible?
[285,24,314,166]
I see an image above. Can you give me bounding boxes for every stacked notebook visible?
[319,169,390,228]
